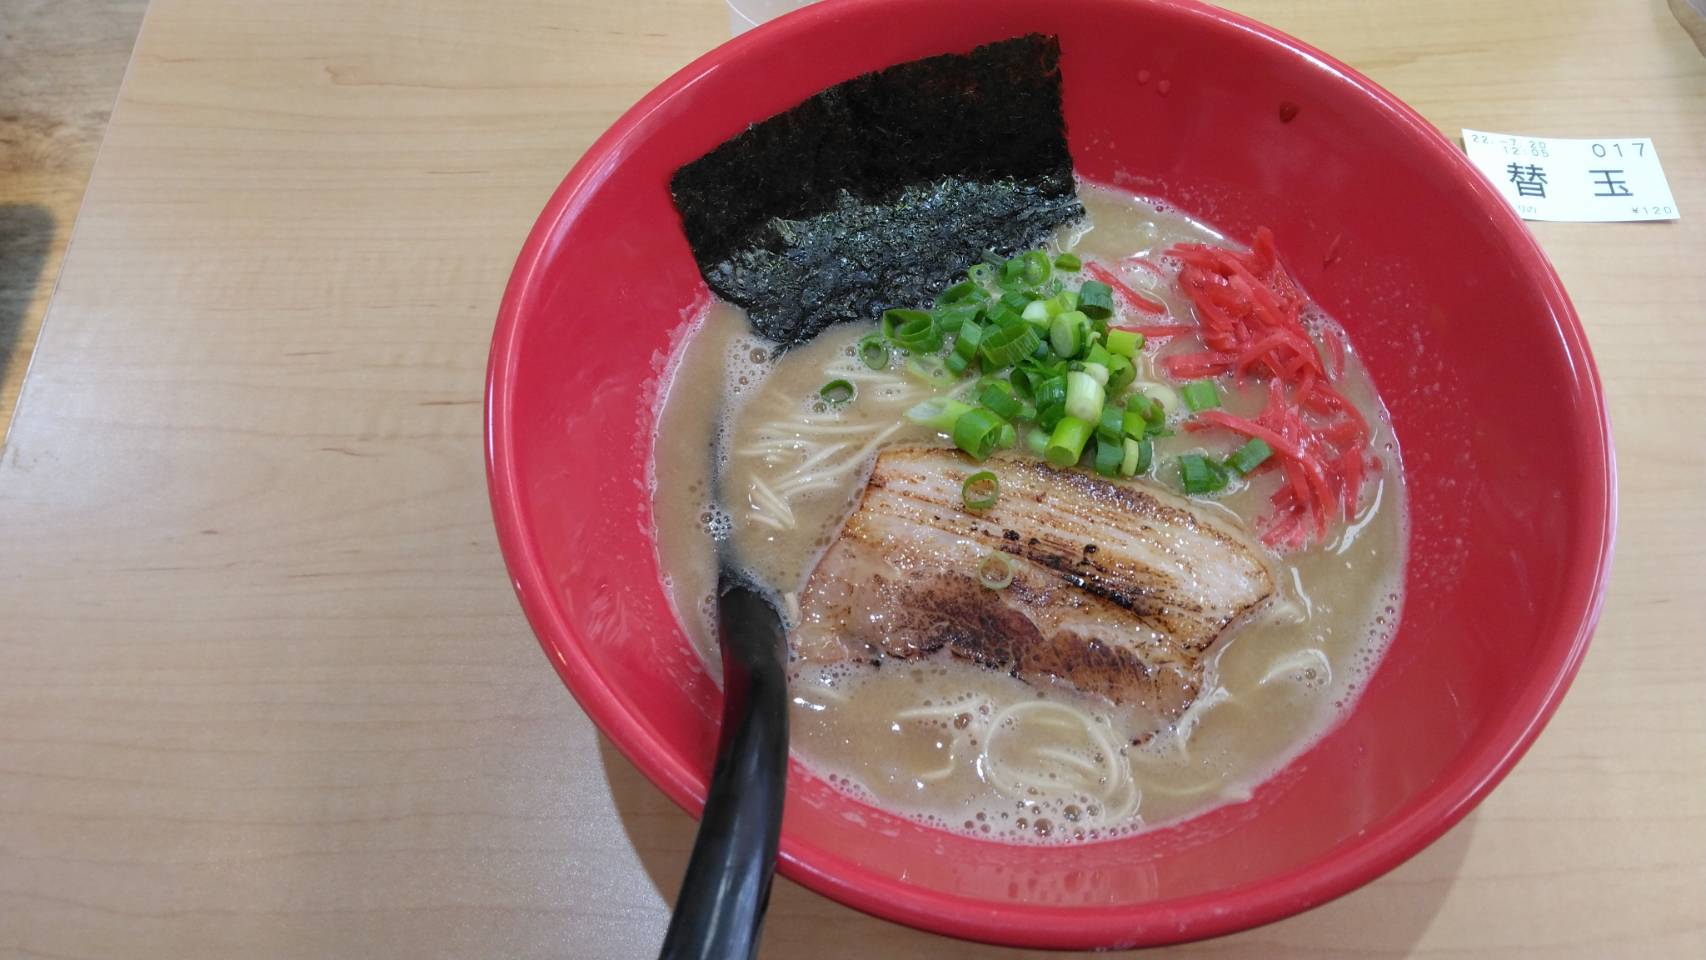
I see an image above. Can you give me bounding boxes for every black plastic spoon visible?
[657,570,789,960]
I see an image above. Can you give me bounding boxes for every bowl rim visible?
[485,0,1617,947]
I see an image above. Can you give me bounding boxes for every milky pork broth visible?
[652,184,1406,843]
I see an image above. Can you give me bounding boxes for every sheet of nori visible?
[670,34,1082,345]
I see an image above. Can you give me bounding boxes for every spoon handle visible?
[657,581,789,960]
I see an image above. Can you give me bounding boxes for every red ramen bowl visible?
[485,0,1614,948]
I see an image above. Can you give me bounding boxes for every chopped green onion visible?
[996,421,1017,450]
[1000,257,1026,283]
[1097,403,1125,444]
[1106,328,1144,358]
[984,301,1020,328]
[1106,353,1136,393]
[945,352,970,375]
[979,322,1042,368]
[1094,437,1124,477]
[933,303,979,334]
[1118,437,1154,476]
[1085,343,1112,368]
[1036,402,1066,432]
[938,280,982,305]
[952,407,1007,461]
[1021,250,1053,285]
[1044,416,1093,468]
[1177,453,1230,495]
[884,308,942,353]
[1122,409,1148,441]
[1025,426,1050,457]
[1064,370,1105,422]
[858,335,890,370]
[1180,380,1221,412]
[1142,383,1178,422]
[905,355,955,388]
[1033,375,1067,412]
[999,290,1030,313]
[1226,437,1274,475]
[1080,361,1109,387]
[954,321,986,360]
[978,551,1015,590]
[819,379,855,405]
[961,470,1000,510]
[904,396,975,431]
[978,383,1024,420]
[970,264,997,286]
[1028,352,1069,378]
[1146,393,1173,431]
[1119,437,1141,476]
[1009,366,1036,400]
[1054,252,1082,271]
[1048,310,1089,359]
[1021,299,1052,325]
[1126,392,1156,422]
[1077,280,1115,319]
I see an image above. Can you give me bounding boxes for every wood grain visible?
[0,0,149,438]
[1,0,1702,957]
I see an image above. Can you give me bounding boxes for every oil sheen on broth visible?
[651,184,1406,843]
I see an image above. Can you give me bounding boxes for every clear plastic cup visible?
[726,0,818,34]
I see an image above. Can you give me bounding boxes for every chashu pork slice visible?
[793,446,1275,727]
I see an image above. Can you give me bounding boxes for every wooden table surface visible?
[2,0,1702,957]
[0,0,150,431]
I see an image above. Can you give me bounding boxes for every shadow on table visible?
[598,734,1475,958]
[0,204,56,391]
